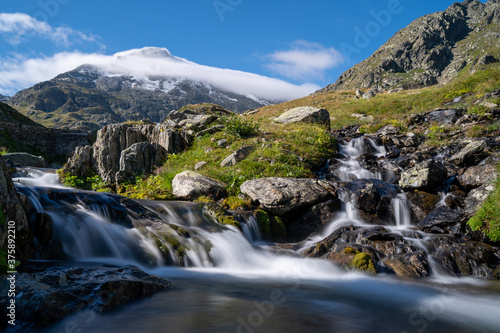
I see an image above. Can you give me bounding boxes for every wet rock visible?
[399,159,447,192]
[273,106,330,128]
[405,190,440,221]
[348,179,398,225]
[172,171,227,200]
[457,163,497,191]
[5,265,170,330]
[240,177,334,215]
[417,206,462,233]
[383,250,430,278]
[3,152,48,168]
[220,145,254,167]
[449,139,488,167]
[286,199,342,242]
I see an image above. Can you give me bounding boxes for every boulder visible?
[399,159,447,192]
[6,265,170,330]
[3,153,48,168]
[457,163,497,191]
[240,177,334,215]
[383,251,430,278]
[376,125,400,137]
[362,89,378,99]
[417,206,462,233]
[424,109,463,125]
[449,139,488,167]
[273,106,330,128]
[286,199,342,242]
[220,145,254,167]
[194,161,208,171]
[172,171,227,200]
[63,145,95,178]
[405,190,440,221]
[464,183,496,215]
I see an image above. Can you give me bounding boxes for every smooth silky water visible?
[13,149,500,333]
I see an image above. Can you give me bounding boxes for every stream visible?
[11,139,500,333]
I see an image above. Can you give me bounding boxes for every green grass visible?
[122,121,336,199]
[468,167,500,242]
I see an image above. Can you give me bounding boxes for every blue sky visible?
[0,0,476,98]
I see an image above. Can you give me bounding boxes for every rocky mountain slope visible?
[318,0,500,93]
[8,48,272,132]
[0,102,42,126]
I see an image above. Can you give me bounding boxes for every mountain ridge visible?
[7,48,276,132]
[318,0,500,93]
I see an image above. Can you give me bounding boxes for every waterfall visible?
[392,193,412,227]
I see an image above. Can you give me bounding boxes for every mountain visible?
[8,48,274,132]
[0,94,9,101]
[0,102,42,126]
[318,0,500,93]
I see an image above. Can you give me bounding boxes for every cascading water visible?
[15,168,500,333]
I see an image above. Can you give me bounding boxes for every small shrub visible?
[221,116,261,138]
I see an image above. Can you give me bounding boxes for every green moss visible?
[270,215,286,240]
[350,253,377,275]
[255,209,272,239]
[344,247,358,255]
[222,196,251,210]
[201,198,242,230]
[468,168,500,242]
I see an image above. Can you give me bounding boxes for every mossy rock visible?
[350,253,377,275]
[199,198,241,230]
[254,209,272,239]
[270,216,286,241]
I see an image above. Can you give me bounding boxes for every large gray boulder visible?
[240,177,334,215]
[3,153,48,168]
[464,183,496,215]
[172,171,227,200]
[457,163,497,191]
[399,159,447,192]
[449,139,488,167]
[273,106,330,128]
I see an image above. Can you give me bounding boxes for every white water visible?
[13,168,65,188]
[14,160,500,333]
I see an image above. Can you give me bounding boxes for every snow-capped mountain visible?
[8,47,277,131]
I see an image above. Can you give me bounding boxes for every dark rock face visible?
[318,0,500,92]
[0,155,34,262]
[417,206,462,234]
[1,265,170,331]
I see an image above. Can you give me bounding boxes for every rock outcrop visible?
[318,0,500,92]
[2,153,48,168]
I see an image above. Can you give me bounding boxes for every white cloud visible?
[266,40,344,80]
[0,13,98,47]
[0,47,319,101]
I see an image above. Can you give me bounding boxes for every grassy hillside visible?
[81,64,497,201]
